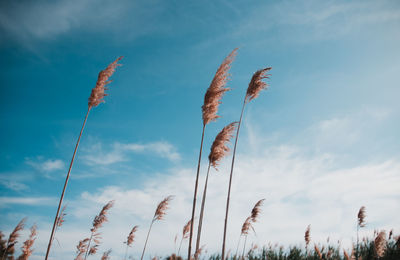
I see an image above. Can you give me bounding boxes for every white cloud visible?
[0,176,28,191]
[26,158,64,172]
[0,196,55,207]
[31,141,400,259]
[82,141,181,166]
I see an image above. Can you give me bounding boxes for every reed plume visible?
[75,238,89,260]
[17,225,37,260]
[195,122,237,257]
[314,244,322,260]
[250,199,265,223]
[84,200,114,259]
[141,196,173,260]
[1,218,26,260]
[101,249,111,260]
[188,48,238,259]
[374,231,386,258]
[356,206,366,259]
[45,57,123,260]
[124,225,138,260]
[305,225,311,253]
[178,219,191,255]
[222,67,271,260]
[189,48,238,260]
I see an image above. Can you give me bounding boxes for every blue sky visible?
[1,0,400,259]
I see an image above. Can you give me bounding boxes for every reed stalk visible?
[124,226,138,260]
[195,122,237,257]
[221,68,271,260]
[141,196,173,260]
[356,206,366,260]
[188,49,237,260]
[45,57,122,260]
[1,218,26,260]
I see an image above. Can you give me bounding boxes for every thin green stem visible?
[45,107,91,260]
[188,125,206,260]
[222,99,246,260]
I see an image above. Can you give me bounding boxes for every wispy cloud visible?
[82,141,181,166]
[0,196,55,207]
[25,158,64,172]
[0,175,28,191]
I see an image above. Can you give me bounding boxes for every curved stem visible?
[195,163,211,258]
[222,99,246,260]
[141,219,155,260]
[45,107,91,260]
[188,125,206,260]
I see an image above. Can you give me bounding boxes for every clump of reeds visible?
[222,67,271,260]
[374,230,386,258]
[141,195,174,260]
[178,219,191,255]
[16,224,37,260]
[124,225,138,260]
[83,200,114,259]
[189,48,238,260]
[195,122,238,257]
[45,57,123,260]
[1,218,26,260]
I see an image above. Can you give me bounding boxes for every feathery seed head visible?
[241,216,253,235]
[75,238,89,260]
[202,48,238,125]
[358,206,366,228]
[305,225,311,246]
[194,244,205,259]
[374,231,386,258]
[208,122,237,169]
[56,205,67,227]
[182,219,191,239]
[127,225,139,246]
[6,217,26,256]
[246,67,271,102]
[250,199,265,223]
[91,200,114,232]
[154,195,174,221]
[314,244,322,260]
[17,224,37,260]
[88,56,123,108]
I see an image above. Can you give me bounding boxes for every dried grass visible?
[17,225,37,260]
[374,230,386,258]
[250,199,265,223]
[358,206,366,228]
[101,249,112,260]
[208,122,238,169]
[88,57,123,108]
[245,67,271,102]
[202,49,238,125]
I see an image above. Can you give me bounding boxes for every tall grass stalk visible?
[44,57,122,260]
[195,122,237,257]
[1,218,26,260]
[188,49,237,260]
[221,68,271,260]
[141,196,173,260]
